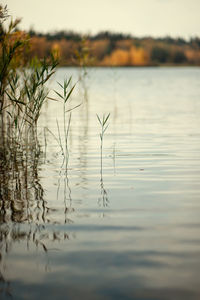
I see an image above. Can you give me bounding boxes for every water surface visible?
[1,67,200,300]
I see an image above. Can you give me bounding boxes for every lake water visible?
[1,67,200,299]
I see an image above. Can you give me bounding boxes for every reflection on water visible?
[1,67,200,299]
[98,177,109,208]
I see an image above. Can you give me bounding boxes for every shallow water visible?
[1,67,200,300]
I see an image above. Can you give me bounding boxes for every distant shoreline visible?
[22,30,200,67]
[57,64,200,68]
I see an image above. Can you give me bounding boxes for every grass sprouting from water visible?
[54,77,81,168]
[96,113,110,178]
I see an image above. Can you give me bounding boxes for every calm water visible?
[1,67,200,299]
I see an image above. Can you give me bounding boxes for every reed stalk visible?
[96,113,110,178]
[54,77,80,169]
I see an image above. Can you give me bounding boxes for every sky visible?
[2,0,200,39]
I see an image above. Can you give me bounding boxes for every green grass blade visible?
[54,90,64,100]
[96,114,102,125]
[65,84,76,103]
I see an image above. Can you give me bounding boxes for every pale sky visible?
[2,0,200,38]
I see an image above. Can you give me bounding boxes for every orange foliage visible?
[102,49,130,66]
[9,31,27,45]
[22,35,200,66]
[59,39,78,64]
[91,39,110,60]
[129,46,149,66]
[51,42,61,59]
[102,46,149,66]
[1,31,29,67]
[29,37,51,58]
[116,39,132,50]
[185,49,200,64]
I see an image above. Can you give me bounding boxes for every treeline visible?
[25,29,200,66]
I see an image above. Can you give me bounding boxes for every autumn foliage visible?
[7,28,200,66]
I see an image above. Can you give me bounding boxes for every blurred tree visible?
[172,50,187,63]
[151,46,170,63]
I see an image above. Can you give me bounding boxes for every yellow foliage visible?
[52,42,61,59]
[129,46,149,66]
[102,49,130,66]
[102,46,149,66]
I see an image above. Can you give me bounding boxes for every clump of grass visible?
[96,113,110,177]
[54,77,81,167]
[0,5,58,148]
[0,8,78,283]
[0,5,59,216]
